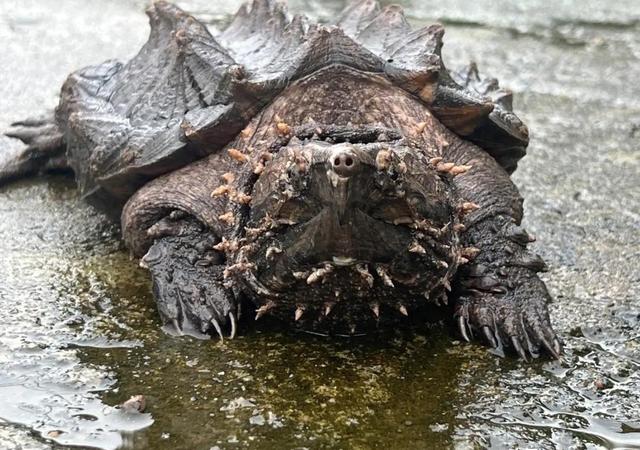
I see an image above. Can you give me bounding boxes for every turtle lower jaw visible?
[243,257,455,335]
[250,281,444,335]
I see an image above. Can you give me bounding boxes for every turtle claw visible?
[457,315,471,342]
[511,336,529,361]
[142,228,239,342]
[228,311,237,339]
[457,270,561,360]
[482,326,498,348]
[172,319,183,336]
[540,334,561,360]
[210,318,224,342]
[553,338,563,357]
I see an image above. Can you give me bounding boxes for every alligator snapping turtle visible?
[0,0,561,359]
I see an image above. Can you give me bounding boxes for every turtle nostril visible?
[330,151,359,177]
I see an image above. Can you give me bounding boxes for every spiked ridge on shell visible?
[54,0,528,213]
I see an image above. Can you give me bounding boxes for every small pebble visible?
[121,394,146,413]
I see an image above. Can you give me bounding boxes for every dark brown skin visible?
[121,66,560,358]
[1,0,560,359]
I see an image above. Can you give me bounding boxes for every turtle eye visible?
[275,199,319,225]
[368,199,414,225]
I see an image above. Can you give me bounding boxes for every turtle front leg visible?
[455,214,561,359]
[445,141,561,359]
[140,213,238,341]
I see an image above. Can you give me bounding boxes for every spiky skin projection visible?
[1,0,560,359]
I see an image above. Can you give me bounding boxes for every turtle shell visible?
[55,0,528,209]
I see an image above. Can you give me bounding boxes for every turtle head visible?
[235,136,463,331]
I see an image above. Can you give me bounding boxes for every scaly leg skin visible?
[2,115,67,183]
[140,214,238,341]
[455,215,562,360]
[446,141,562,360]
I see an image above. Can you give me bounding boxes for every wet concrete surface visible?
[0,0,639,449]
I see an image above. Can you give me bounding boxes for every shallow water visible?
[0,0,639,449]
